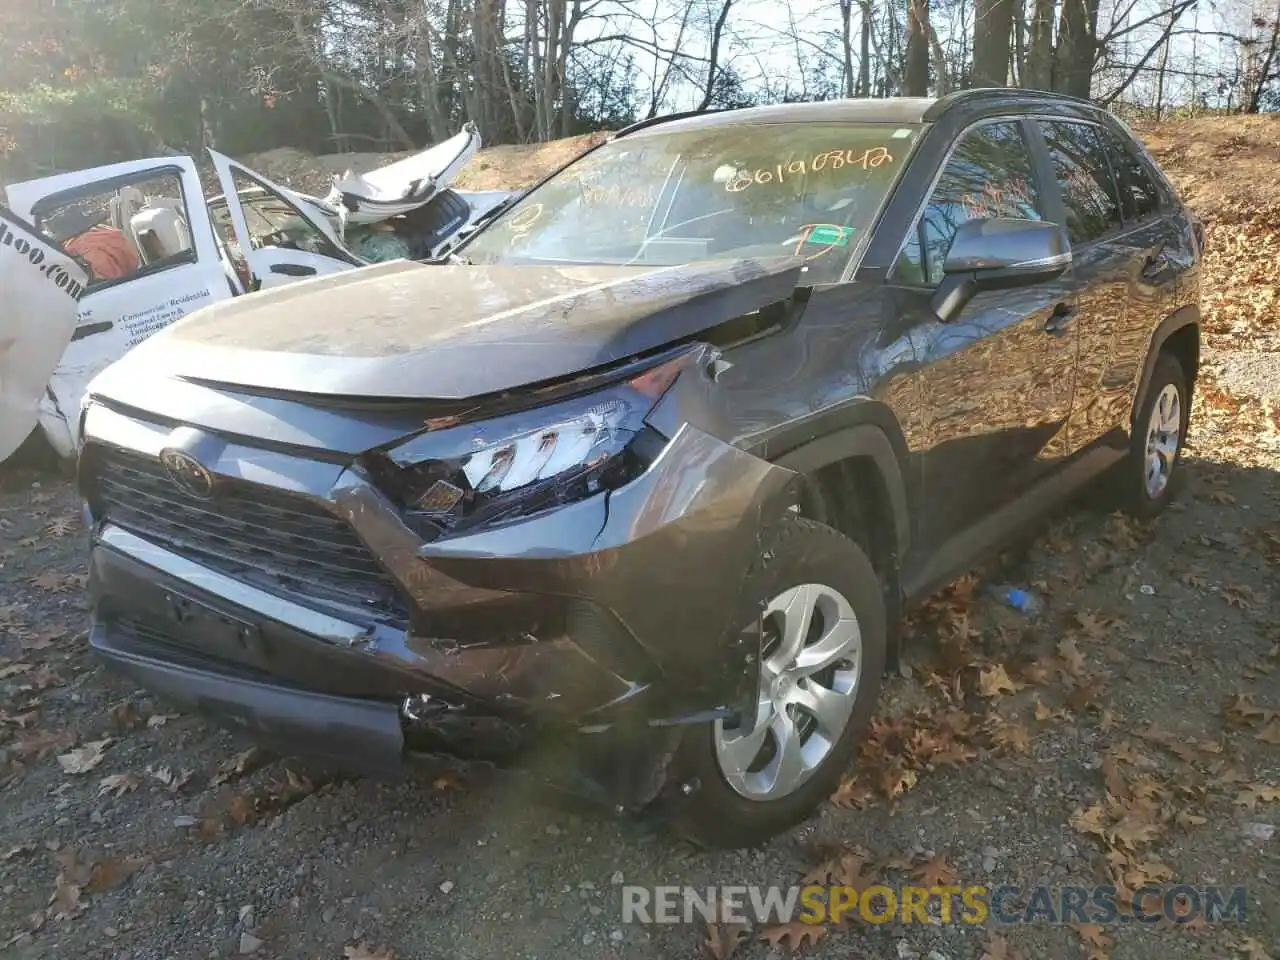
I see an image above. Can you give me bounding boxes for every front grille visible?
[87,445,410,625]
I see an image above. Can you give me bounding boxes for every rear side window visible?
[1037,120,1123,245]
[892,120,1044,287]
[1098,125,1163,222]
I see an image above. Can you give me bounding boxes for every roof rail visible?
[922,86,1097,121]
[612,107,730,138]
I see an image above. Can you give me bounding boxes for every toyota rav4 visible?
[77,88,1202,849]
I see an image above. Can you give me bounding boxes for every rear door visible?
[887,118,1079,550]
[4,157,236,458]
[1034,118,1180,453]
[208,151,360,291]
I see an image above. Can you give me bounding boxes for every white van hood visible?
[317,124,481,225]
[0,207,88,461]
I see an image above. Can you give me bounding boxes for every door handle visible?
[1044,302,1076,336]
[270,263,316,277]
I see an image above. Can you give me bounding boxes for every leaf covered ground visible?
[2,115,1279,960]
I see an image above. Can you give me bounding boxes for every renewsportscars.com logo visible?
[0,211,86,301]
[621,883,1248,927]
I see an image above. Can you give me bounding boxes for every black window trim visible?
[884,114,1050,291]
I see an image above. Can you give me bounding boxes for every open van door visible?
[5,155,236,459]
[0,207,88,462]
[207,151,360,292]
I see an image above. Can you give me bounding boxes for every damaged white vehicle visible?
[1,123,513,463]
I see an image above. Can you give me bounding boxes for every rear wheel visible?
[668,518,886,849]
[1116,352,1189,518]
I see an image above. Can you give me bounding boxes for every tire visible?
[667,517,886,849]
[1116,352,1189,519]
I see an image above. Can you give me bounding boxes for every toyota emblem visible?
[159,448,216,500]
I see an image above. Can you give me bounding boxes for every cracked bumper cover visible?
[85,402,800,776]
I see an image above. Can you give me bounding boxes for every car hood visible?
[93,255,804,402]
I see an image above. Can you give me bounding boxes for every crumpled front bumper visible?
[83,400,800,784]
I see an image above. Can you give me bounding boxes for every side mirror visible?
[931,218,1071,323]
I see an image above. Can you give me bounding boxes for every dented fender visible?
[413,421,801,714]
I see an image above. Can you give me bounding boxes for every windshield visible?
[463,121,921,283]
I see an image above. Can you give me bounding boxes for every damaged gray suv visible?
[78,88,1202,848]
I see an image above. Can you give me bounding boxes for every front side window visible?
[891,120,1044,287]
[32,171,195,291]
[462,122,921,284]
[1038,120,1124,244]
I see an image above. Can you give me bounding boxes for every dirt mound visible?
[239,131,611,196]
[1131,113,1280,226]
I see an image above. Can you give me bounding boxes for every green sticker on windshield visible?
[803,225,853,247]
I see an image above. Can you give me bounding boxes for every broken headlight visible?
[383,351,691,537]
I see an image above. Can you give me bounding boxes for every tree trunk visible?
[695,0,735,111]
[904,0,930,96]
[1246,2,1280,113]
[857,0,872,96]
[1024,0,1055,89]
[839,0,856,97]
[1053,0,1099,98]
[972,0,1015,87]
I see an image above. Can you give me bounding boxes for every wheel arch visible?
[1133,304,1200,434]
[769,415,911,667]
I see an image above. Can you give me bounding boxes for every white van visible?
[1,124,512,463]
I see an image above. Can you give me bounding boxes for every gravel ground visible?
[1,382,1277,960]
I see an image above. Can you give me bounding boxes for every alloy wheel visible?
[1144,383,1182,499]
[713,583,863,802]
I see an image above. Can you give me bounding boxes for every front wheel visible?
[1116,352,1189,518]
[667,518,886,849]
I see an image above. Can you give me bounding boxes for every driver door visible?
[207,151,360,291]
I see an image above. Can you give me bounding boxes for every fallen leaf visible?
[1058,637,1087,677]
[758,921,826,953]
[1256,719,1280,745]
[210,748,263,786]
[56,739,113,775]
[46,874,82,921]
[110,701,142,730]
[97,773,141,798]
[0,660,32,679]
[981,932,1026,960]
[1222,584,1257,608]
[829,778,873,809]
[45,516,76,538]
[1069,805,1108,837]
[228,794,257,825]
[0,708,39,729]
[1234,785,1280,809]
[344,945,395,960]
[701,920,750,960]
[1074,923,1113,951]
[911,854,958,888]
[978,663,1022,698]
[86,857,145,893]
[432,771,463,792]
[1175,809,1207,828]
[13,730,75,761]
[1236,936,1275,960]
[29,571,81,593]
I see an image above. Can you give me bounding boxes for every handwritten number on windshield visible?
[725,146,894,193]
